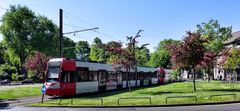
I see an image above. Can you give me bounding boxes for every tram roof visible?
[49,58,159,72]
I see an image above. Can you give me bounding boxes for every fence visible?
[58,98,103,105]
[165,96,197,104]
[210,94,236,101]
[117,97,152,105]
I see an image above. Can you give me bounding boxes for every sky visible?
[1,0,240,52]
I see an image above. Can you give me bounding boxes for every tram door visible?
[98,70,107,91]
[60,71,76,96]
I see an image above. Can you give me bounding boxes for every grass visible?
[0,84,42,100]
[32,80,240,106]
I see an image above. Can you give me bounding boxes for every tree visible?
[147,39,180,68]
[168,32,206,91]
[224,47,240,82]
[196,19,232,82]
[63,37,76,58]
[0,64,16,80]
[136,47,150,66]
[90,37,108,62]
[75,40,90,61]
[24,51,49,81]
[104,30,148,92]
[31,16,59,57]
[0,5,59,77]
[0,42,6,64]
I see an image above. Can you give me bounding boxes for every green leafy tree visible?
[0,64,16,80]
[63,37,76,58]
[136,47,150,66]
[0,42,6,64]
[224,47,240,82]
[147,39,180,68]
[196,19,232,82]
[31,16,59,57]
[75,40,90,61]
[0,5,60,77]
[90,37,108,62]
[171,69,180,81]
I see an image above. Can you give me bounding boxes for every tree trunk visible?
[193,69,196,92]
[127,67,131,93]
[208,69,210,83]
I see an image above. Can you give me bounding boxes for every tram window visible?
[78,71,89,82]
[107,72,117,81]
[129,72,135,80]
[137,72,141,80]
[117,72,122,81]
[89,71,98,81]
[152,71,157,78]
[122,72,126,81]
[98,71,107,82]
[61,71,75,83]
[139,72,144,80]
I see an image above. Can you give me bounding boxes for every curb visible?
[28,100,240,108]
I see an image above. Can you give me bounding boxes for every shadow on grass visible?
[138,91,194,95]
[57,82,189,99]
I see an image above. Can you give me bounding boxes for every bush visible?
[171,69,180,80]
[11,73,17,81]
[0,64,16,74]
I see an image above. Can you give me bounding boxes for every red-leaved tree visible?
[104,30,148,92]
[167,32,207,91]
[24,51,50,81]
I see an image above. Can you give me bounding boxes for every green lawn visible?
[0,84,42,100]
[33,81,240,106]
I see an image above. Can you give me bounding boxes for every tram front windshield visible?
[46,61,61,82]
[47,67,60,82]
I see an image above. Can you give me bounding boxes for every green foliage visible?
[63,37,76,58]
[136,47,150,66]
[0,42,6,64]
[31,16,59,57]
[147,39,180,68]
[171,69,180,80]
[0,64,16,80]
[0,64,16,75]
[0,5,60,76]
[27,70,40,81]
[197,19,232,53]
[11,73,17,81]
[224,47,240,70]
[75,40,90,61]
[90,37,108,62]
[63,47,75,58]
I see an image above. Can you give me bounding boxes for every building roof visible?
[224,31,240,45]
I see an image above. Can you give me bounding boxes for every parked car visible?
[21,79,34,84]
[0,79,11,85]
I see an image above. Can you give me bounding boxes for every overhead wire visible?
[0,7,7,10]
[63,10,121,42]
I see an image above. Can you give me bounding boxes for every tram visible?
[44,58,168,96]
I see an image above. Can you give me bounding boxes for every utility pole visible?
[59,9,63,58]
[59,9,98,58]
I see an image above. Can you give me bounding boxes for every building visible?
[214,31,240,81]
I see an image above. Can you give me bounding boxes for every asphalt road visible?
[1,103,240,111]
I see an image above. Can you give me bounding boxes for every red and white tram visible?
[44,58,166,96]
